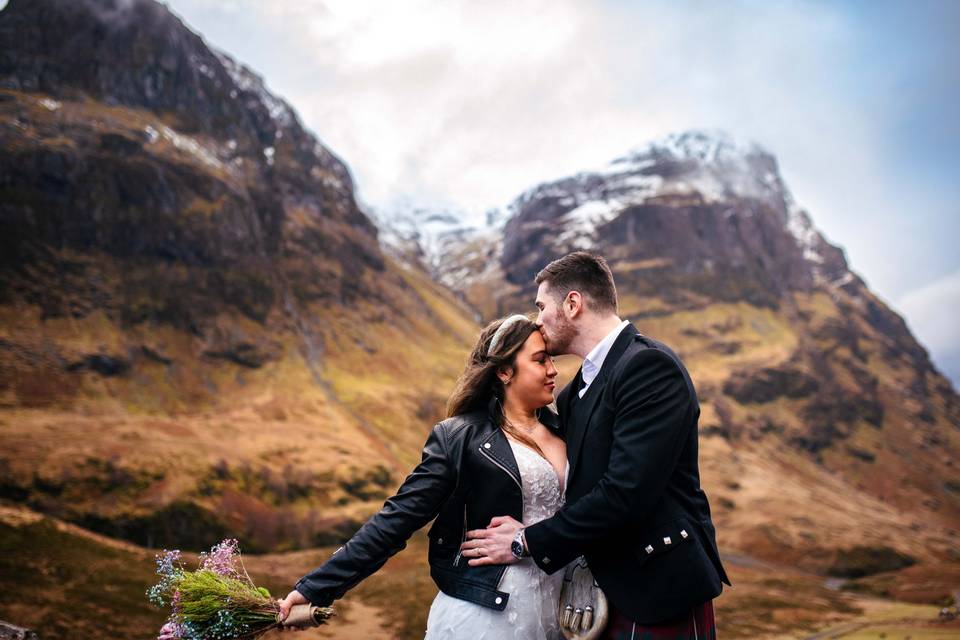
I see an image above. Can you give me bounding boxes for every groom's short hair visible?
[535,252,618,315]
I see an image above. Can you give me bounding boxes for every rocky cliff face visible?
[0,0,381,333]
[0,0,477,552]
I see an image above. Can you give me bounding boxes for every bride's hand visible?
[277,589,310,632]
[461,515,524,566]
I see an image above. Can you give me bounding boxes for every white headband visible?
[487,314,529,357]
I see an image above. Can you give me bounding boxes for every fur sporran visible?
[557,557,608,640]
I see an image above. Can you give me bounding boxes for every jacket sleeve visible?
[295,423,457,605]
[524,349,692,573]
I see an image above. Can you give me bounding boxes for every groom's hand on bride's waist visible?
[461,515,524,566]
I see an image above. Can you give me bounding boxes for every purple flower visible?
[156,549,182,577]
[200,538,240,577]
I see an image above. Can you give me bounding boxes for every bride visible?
[279,314,569,639]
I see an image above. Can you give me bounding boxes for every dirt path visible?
[798,598,957,639]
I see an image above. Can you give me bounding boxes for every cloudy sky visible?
[159,0,960,385]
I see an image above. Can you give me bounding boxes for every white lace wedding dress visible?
[424,439,569,640]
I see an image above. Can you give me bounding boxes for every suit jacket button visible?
[437,538,443,545]
[645,545,654,554]
[543,557,551,564]
[663,536,672,545]
[495,596,503,605]
[483,443,492,449]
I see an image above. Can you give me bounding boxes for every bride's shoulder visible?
[436,410,494,441]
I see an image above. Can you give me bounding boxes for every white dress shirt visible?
[578,319,631,398]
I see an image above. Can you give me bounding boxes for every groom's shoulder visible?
[623,333,690,375]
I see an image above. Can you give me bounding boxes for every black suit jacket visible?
[524,323,730,624]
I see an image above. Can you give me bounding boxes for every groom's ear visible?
[565,291,584,318]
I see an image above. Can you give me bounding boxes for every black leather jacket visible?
[295,403,560,612]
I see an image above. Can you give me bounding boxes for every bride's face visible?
[502,331,558,409]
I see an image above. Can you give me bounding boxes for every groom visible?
[462,251,729,636]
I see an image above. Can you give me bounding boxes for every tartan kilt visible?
[599,599,716,640]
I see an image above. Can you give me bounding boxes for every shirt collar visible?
[581,319,630,387]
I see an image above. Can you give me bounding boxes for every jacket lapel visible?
[478,425,522,489]
[566,323,640,477]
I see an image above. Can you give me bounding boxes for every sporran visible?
[557,557,608,640]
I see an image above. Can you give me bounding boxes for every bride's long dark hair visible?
[445,315,546,456]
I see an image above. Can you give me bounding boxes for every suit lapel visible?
[558,369,582,426]
[565,323,640,477]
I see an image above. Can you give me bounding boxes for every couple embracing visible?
[280,252,730,639]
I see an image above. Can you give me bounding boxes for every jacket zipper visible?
[453,504,468,567]
[479,445,523,588]
[478,446,522,490]
[451,499,509,588]
[454,445,522,584]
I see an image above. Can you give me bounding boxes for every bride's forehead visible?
[522,331,546,351]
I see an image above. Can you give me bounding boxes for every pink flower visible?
[200,538,240,577]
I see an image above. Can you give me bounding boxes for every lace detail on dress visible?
[512,440,566,526]
[425,440,568,640]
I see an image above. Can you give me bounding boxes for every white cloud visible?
[168,2,877,215]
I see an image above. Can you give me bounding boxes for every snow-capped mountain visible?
[502,130,839,281]
[369,202,510,297]
[373,130,851,313]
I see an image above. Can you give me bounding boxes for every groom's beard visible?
[544,311,577,356]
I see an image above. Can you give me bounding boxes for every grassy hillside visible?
[0,257,479,553]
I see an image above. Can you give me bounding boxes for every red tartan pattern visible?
[599,600,716,640]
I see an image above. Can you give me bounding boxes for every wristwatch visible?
[511,528,528,560]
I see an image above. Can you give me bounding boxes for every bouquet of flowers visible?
[148,538,333,639]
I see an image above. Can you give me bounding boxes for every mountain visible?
[425,129,960,575]
[0,0,478,553]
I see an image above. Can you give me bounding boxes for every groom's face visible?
[535,282,577,356]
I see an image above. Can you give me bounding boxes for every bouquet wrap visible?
[282,604,326,628]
